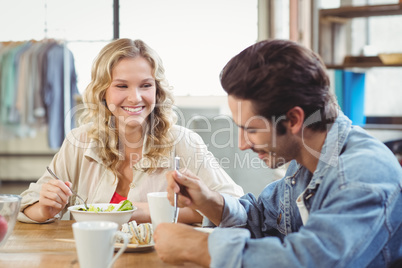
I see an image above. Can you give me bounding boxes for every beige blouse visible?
[18,124,244,223]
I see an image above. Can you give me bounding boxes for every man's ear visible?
[285,107,304,134]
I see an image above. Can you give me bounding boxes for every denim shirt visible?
[207,113,402,268]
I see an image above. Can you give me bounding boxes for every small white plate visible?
[55,238,154,253]
[115,242,154,252]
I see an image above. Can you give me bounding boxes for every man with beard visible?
[153,39,402,268]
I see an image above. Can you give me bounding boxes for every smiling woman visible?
[105,57,157,131]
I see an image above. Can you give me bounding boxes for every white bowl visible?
[68,203,136,227]
[0,194,22,247]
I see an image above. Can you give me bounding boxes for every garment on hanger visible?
[0,40,80,149]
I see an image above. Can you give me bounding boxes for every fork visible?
[172,157,180,223]
[46,166,89,210]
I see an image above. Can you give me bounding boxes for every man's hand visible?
[166,169,224,225]
[154,223,211,267]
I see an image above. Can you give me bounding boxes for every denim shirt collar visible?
[288,112,352,197]
[315,112,351,179]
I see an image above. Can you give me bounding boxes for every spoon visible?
[46,166,89,210]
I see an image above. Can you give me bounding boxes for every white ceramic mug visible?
[147,192,178,230]
[72,221,128,268]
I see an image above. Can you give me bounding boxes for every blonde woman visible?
[18,38,243,224]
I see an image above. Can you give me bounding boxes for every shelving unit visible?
[364,116,402,130]
[326,56,402,69]
[319,3,402,68]
[320,3,402,18]
[318,2,402,131]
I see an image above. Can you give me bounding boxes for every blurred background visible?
[1,0,401,197]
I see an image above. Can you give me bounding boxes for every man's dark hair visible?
[220,39,338,133]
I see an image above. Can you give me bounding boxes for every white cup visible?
[147,192,178,230]
[72,221,128,268]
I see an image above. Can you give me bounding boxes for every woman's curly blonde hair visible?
[79,38,176,176]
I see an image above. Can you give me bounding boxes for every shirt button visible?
[291,179,296,185]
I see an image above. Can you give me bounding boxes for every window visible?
[119,0,258,96]
[320,0,340,9]
[0,0,113,94]
[1,0,257,96]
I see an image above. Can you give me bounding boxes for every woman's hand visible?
[24,180,73,222]
[130,202,151,223]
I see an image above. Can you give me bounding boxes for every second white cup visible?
[72,221,128,268]
[147,192,179,230]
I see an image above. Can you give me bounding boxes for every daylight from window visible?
[0,0,258,96]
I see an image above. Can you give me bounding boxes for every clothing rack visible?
[0,39,79,181]
[63,42,71,134]
[0,39,79,149]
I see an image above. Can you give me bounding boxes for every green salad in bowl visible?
[76,200,134,212]
[68,200,136,227]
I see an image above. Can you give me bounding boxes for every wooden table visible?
[0,220,201,268]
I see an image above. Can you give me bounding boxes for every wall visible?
[0,127,57,181]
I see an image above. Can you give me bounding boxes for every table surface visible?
[0,220,201,268]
